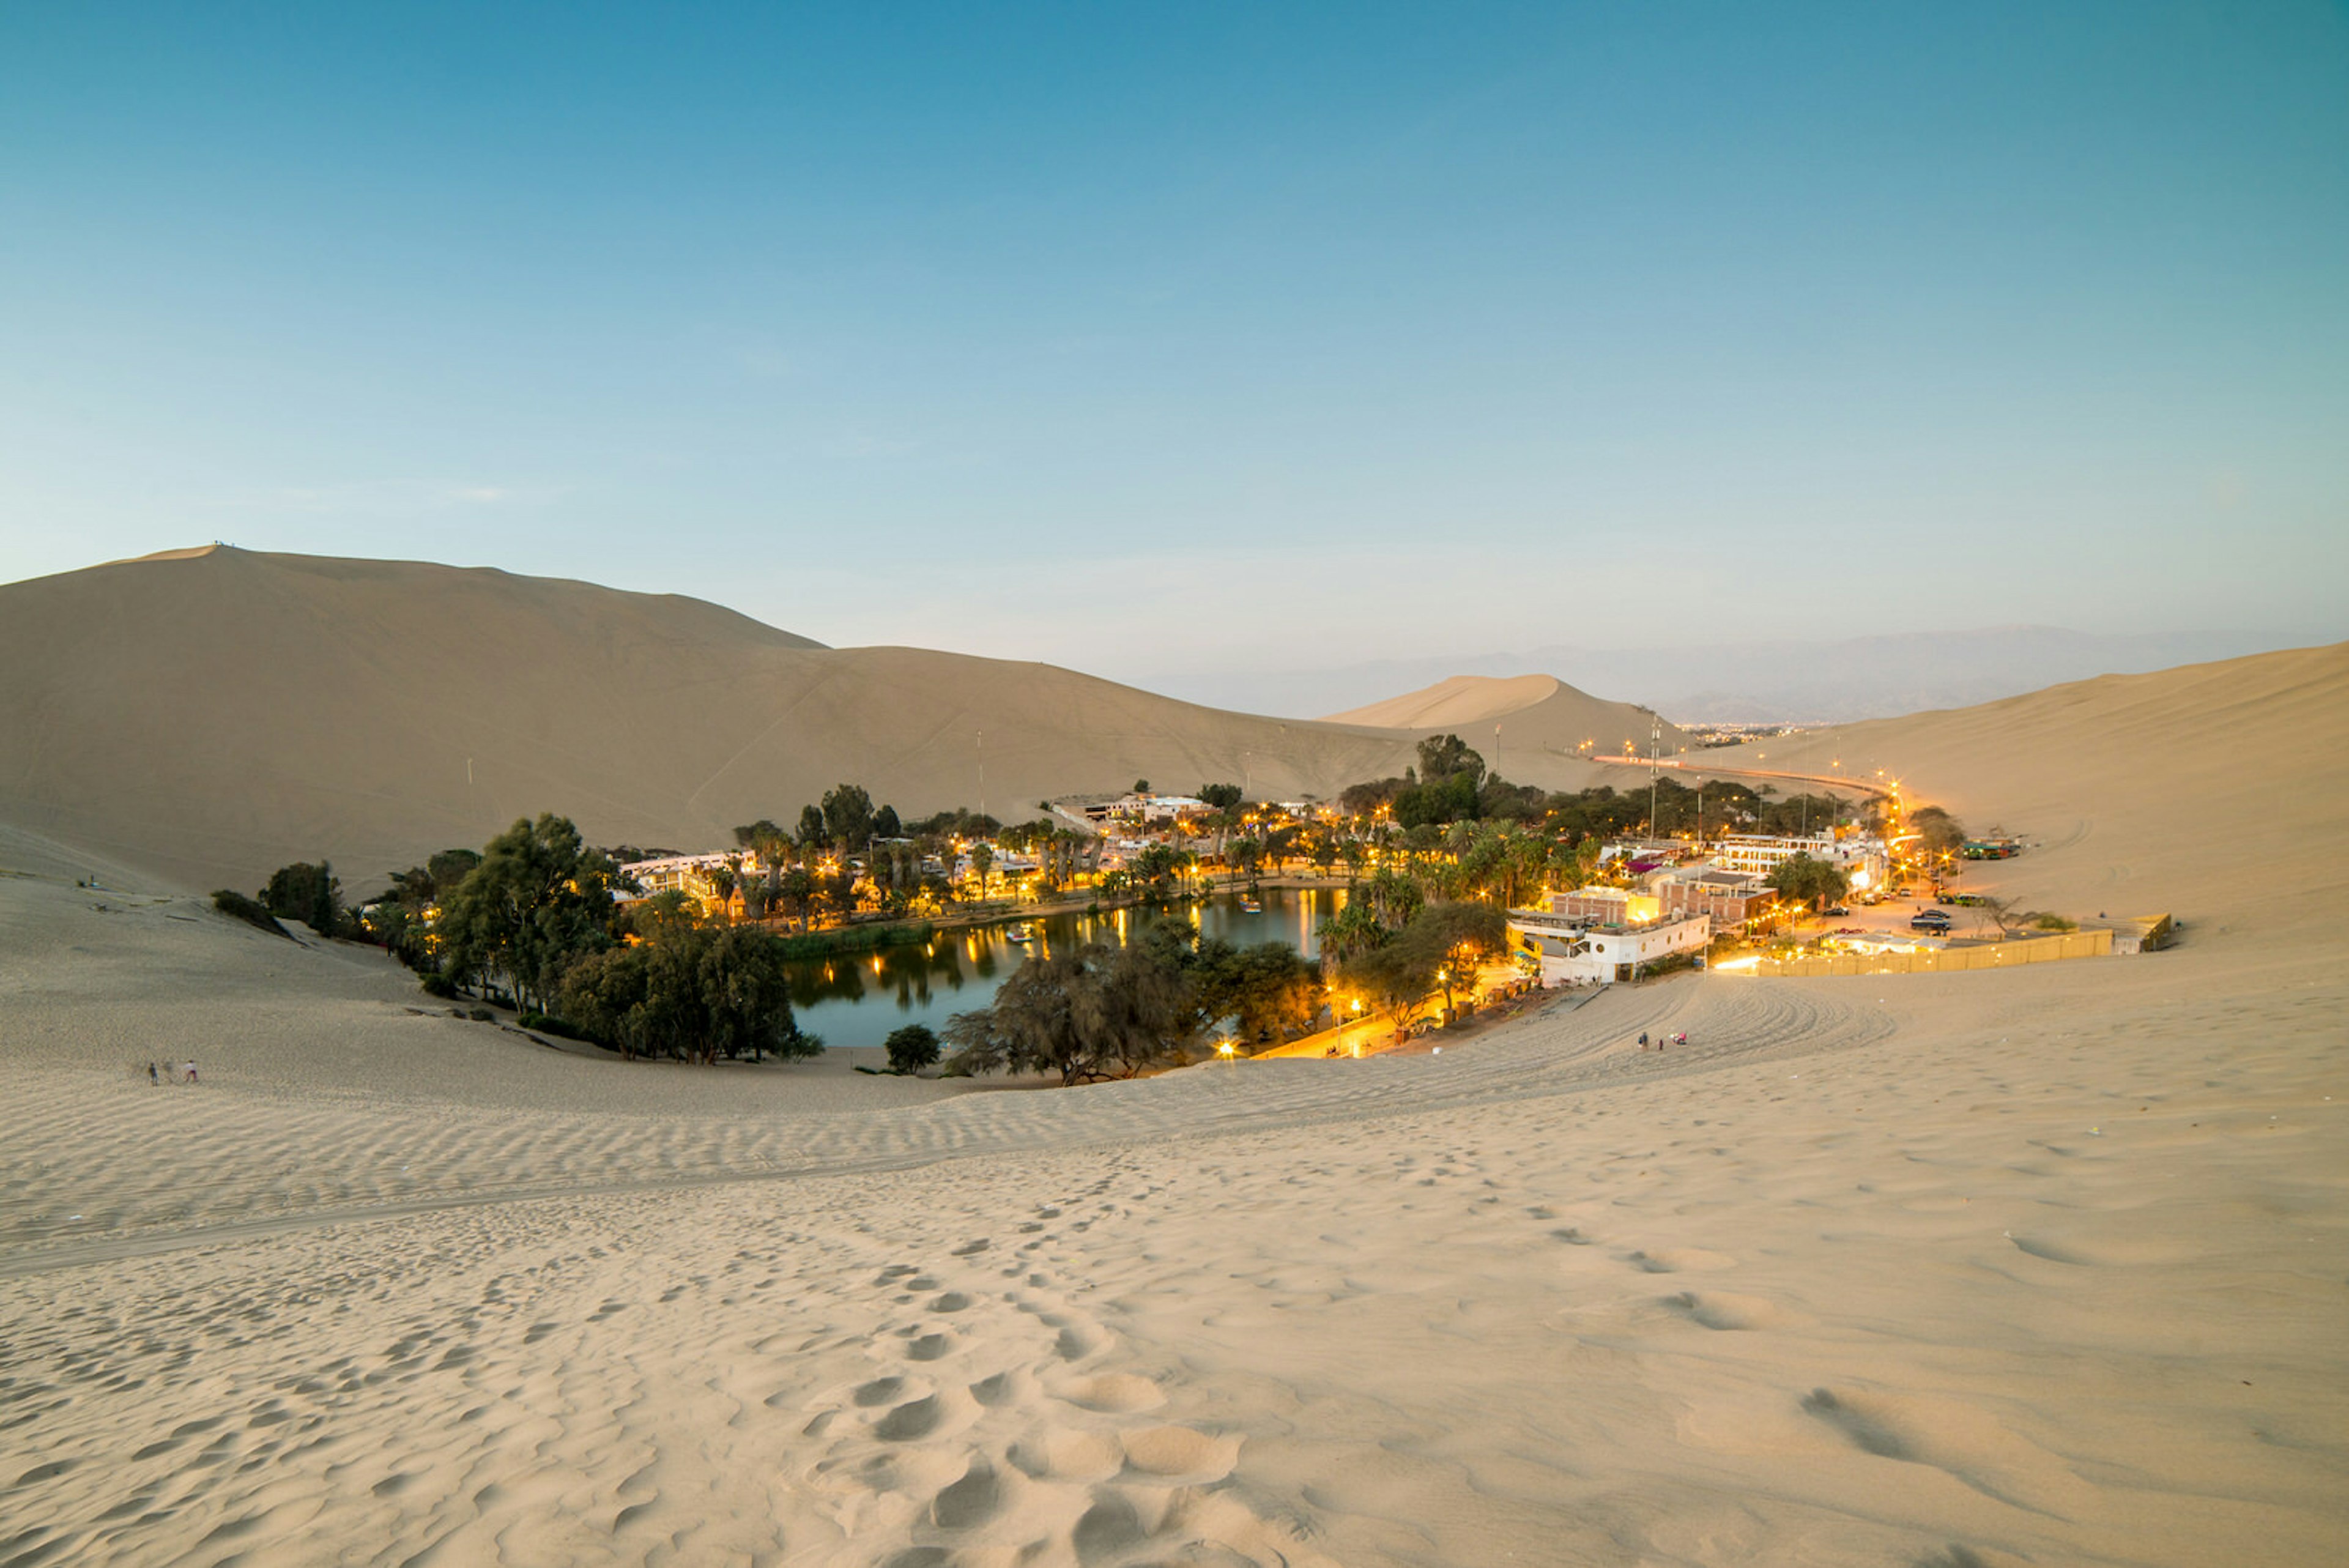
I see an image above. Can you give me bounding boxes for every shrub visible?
[419,972,458,998]
[468,1007,494,1022]
[517,1011,590,1042]
[212,889,294,940]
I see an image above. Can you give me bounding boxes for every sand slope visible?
[1322,671,1688,768]
[1690,642,2349,936]
[0,547,1475,891]
[2,643,2344,1566]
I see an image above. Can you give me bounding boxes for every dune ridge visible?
[3,547,1600,891]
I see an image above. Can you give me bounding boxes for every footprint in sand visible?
[931,1455,1004,1528]
[1056,1372,1166,1414]
[969,1369,1023,1406]
[853,1375,910,1407]
[873,1394,946,1441]
[1121,1424,1240,1483]
[906,1333,955,1362]
[1666,1291,1787,1331]
[1627,1247,1735,1274]
[1009,1427,1125,1484]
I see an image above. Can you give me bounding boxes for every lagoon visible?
[790,885,1351,1055]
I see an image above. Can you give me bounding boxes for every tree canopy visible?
[1767,852,1850,912]
[943,940,1193,1085]
[560,919,819,1064]
[436,814,624,1014]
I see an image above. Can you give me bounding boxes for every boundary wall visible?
[1745,927,2112,978]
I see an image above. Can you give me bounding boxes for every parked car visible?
[1910,911,1953,932]
[1821,905,1850,918]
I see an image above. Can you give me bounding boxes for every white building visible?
[620,852,745,901]
[1507,908,1712,987]
[1710,833,1887,889]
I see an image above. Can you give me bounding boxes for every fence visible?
[1743,927,2112,978]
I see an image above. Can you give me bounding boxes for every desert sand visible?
[1323,674,1687,765]
[0,548,1660,894]
[2,647,2345,1566]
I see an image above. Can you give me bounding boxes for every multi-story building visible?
[1507,904,1713,987]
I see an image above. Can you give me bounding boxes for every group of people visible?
[1635,1031,1689,1051]
[146,1060,198,1085]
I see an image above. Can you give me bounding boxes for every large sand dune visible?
[1686,642,2349,937]
[2,547,1623,892]
[2,644,2343,1566]
[1323,671,1690,765]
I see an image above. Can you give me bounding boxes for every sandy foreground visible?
[4,825,2345,1568]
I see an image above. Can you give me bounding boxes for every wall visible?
[1743,928,2113,976]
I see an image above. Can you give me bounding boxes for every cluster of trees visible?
[1334,735,1866,843]
[941,924,1319,1084]
[1340,736,1545,828]
[363,814,820,1065]
[1318,882,1508,1033]
[1767,852,1850,914]
[560,898,819,1063]
[216,859,368,942]
[733,784,906,858]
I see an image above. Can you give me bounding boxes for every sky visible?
[3,2,2344,697]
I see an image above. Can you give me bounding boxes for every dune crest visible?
[0,548,1553,890]
[1321,672,1564,727]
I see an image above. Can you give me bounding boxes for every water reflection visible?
[789,886,1350,1053]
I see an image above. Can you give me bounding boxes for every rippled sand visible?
[5,853,2344,1567]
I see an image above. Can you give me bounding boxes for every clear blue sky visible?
[3,2,2343,686]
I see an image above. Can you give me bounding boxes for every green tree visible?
[873,803,902,840]
[1198,782,1244,809]
[969,842,996,899]
[1335,900,1504,1032]
[1415,734,1485,787]
[885,1024,941,1074]
[559,921,817,1064]
[776,865,817,930]
[943,940,1194,1085]
[262,861,343,935]
[797,804,828,848]
[822,783,875,850]
[1195,939,1320,1043]
[1909,805,1967,857]
[1767,853,1850,916]
[437,814,622,1013]
[1315,899,1389,975]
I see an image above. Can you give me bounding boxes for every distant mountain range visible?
[1156,628,2332,724]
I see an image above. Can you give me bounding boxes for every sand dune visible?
[1322,671,1688,767]
[1687,642,2349,937]
[1321,672,1567,727]
[2,642,2345,1565]
[0,547,1491,891]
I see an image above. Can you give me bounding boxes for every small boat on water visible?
[1005,923,1034,943]
[1237,894,1263,914]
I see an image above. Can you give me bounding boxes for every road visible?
[1580,752,1895,797]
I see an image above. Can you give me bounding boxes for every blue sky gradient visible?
[3,2,2343,686]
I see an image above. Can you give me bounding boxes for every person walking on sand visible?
[147,1061,158,1085]
[1638,1031,1649,1050]
[182,1060,198,1084]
